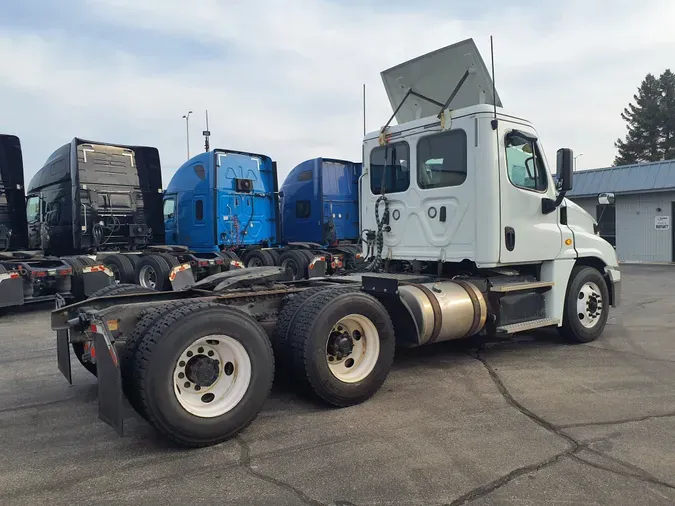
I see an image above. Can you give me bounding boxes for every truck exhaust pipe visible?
[399,281,487,345]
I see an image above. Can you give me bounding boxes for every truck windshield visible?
[77,144,140,187]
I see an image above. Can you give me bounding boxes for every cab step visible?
[496,317,560,334]
[490,281,554,293]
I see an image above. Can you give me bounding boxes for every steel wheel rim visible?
[173,335,252,418]
[326,314,380,383]
[138,264,157,289]
[577,281,603,329]
[281,258,299,278]
[248,257,263,267]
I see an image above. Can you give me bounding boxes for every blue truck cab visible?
[280,158,362,246]
[164,149,279,253]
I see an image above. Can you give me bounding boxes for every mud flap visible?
[307,258,327,279]
[169,263,196,291]
[92,321,124,437]
[0,275,24,309]
[57,329,72,384]
[54,295,72,383]
[82,270,115,297]
[81,266,115,297]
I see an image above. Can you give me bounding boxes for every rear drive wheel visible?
[134,303,275,447]
[102,254,135,284]
[136,254,172,291]
[289,289,395,406]
[559,266,610,344]
[244,249,275,267]
[267,249,281,266]
[278,250,309,280]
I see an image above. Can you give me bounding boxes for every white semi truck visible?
[52,39,619,447]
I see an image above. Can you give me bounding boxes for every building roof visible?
[567,159,675,198]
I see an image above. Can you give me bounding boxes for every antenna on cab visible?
[490,36,498,130]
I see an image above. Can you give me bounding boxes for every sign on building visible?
[655,215,670,230]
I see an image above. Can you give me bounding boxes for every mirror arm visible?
[542,189,567,215]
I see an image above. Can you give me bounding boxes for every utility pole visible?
[203,110,211,152]
[182,110,193,159]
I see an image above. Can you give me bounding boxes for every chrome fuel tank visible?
[398,280,487,345]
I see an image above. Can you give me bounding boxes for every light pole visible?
[182,110,193,159]
[574,153,584,170]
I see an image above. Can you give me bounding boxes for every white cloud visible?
[1,0,674,189]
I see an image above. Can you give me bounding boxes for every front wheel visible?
[559,266,610,343]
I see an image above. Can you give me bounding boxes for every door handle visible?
[439,206,446,223]
[505,227,516,251]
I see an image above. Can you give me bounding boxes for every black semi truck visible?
[0,134,113,313]
[26,138,239,290]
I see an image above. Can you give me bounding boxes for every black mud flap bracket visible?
[91,319,125,437]
[55,294,72,384]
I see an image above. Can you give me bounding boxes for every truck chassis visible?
[52,260,618,447]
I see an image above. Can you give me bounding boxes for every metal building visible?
[568,159,675,262]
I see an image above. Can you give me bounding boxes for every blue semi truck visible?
[163,148,363,278]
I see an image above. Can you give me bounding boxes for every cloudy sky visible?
[2,0,675,185]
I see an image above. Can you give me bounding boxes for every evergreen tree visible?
[660,69,675,160]
[614,73,663,165]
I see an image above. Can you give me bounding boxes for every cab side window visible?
[370,142,410,194]
[163,198,176,220]
[417,129,467,189]
[505,132,548,192]
[26,196,41,223]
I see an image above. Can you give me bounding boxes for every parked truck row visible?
[52,39,621,448]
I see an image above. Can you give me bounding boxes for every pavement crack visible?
[235,435,327,506]
[559,411,675,429]
[470,349,577,448]
[446,450,573,506]
[584,345,675,364]
[572,449,675,491]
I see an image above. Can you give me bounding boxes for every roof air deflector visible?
[380,38,502,124]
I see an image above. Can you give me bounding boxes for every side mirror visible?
[598,192,615,205]
[556,148,574,192]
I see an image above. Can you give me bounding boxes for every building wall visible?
[571,191,675,262]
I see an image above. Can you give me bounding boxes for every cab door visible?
[498,128,562,263]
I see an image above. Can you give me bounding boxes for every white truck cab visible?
[360,38,619,341]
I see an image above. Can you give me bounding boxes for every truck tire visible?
[158,252,180,268]
[76,255,97,266]
[244,249,275,268]
[289,289,395,407]
[73,283,156,376]
[267,249,281,266]
[135,254,172,291]
[89,282,155,299]
[102,254,135,284]
[125,254,141,270]
[275,286,358,367]
[134,302,275,447]
[122,301,186,418]
[278,250,309,280]
[62,257,87,300]
[559,266,610,344]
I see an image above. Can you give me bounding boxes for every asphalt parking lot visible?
[1,264,674,505]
